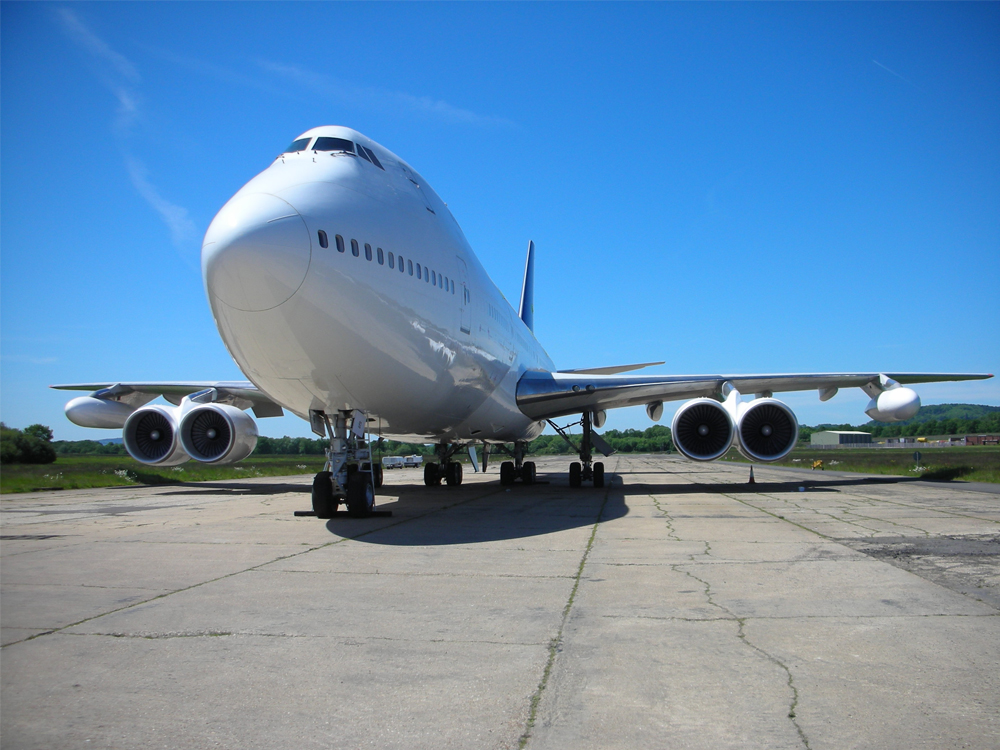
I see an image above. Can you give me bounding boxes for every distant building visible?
[811,430,873,446]
[966,434,1000,446]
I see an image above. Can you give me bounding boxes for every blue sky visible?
[2,2,998,441]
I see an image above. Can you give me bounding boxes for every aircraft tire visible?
[446,461,463,486]
[593,461,605,488]
[569,462,582,488]
[522,461,536,485]
[347,473,375,518]
[312,471,335,519]
[373,464,384,488]
[500,461,515,486]
[424,462,441,486]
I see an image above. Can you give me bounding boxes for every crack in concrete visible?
[1,485,506,650]
[517,459,617,750]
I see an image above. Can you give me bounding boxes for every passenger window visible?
[335,235,345,253]
[408,260,413,276]
[365,243,373,261]
[388,252,395,269]
[283,137,311,153]
[317,230,328,249]
[416,263,422,280]
[312,137,354,153]
[431,270,436,286]
[377,247,384,265]
[351,239,360,257]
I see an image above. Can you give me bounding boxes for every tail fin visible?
[519,240,535,332]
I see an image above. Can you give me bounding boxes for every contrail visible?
[873,60,924,92]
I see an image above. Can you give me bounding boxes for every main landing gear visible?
[548,410,611,488]
[423,443,466,487]
[310,410,383,519]
[493,441,537,486]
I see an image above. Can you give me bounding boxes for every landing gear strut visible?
[496,441,536,486]
[423,443,465,487]
[549,411,608,488]
[311,410,379,518]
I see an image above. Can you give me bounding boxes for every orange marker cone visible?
[748,466,756,484]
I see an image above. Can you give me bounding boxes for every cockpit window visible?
[357,146,373,164]
[313,137,355,153]
[361,145,384,170]
[284,138,312,153]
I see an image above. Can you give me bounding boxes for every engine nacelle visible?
[865,387,920,423]
[671,398,735,461]
[734,398,799,463]
[65,396,137,429]
[123,405,190,466]
[179,404,258,464]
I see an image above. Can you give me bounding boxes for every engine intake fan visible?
[179,404,258,464]
[671,398,735,461]
[736,398,798,463]
[123,406,189,466]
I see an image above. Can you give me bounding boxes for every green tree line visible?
[1,423,57,464]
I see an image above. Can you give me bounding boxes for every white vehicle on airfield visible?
[55,126,992,519]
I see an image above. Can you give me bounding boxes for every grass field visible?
[0,454,328,494]
[721,445,1000,483]
[4,446,999,494]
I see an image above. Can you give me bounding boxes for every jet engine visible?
[123,405,190,466]
[671,388,799,464]
[734,398,799,463]
[671,398,735,461]
[179,404,258,464]
[865,387,920,423]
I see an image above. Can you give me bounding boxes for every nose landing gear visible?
[310,410,382,519]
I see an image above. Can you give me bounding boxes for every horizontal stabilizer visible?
[559,361,665,376]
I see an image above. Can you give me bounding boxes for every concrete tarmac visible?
[2,455,997,749]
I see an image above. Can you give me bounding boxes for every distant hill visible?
[865,403,1000,427]
[98,438,124,445]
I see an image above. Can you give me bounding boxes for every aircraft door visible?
[400,164,435,214]
[457,257,471,334]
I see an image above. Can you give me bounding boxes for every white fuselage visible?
[202,126,551,443]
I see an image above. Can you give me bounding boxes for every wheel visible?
[446,461,463,486]
[373,464,384,488]
[424,462,441,486]
[522,461,536,485]
[569,462,582,488]
[500,461,515,486]
[593,461,605,488]
[312,471,335,518]
[347,472,375,517]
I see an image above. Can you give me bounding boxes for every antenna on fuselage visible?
[518,240,535,332]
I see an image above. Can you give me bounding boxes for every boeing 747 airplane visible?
[53,126,992,518]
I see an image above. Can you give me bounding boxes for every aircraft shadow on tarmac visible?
[324,478,630,546]
[157,482,311,496]
[616,476,910,495]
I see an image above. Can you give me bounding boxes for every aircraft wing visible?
[516,371,993,421]
[50,381,284,418]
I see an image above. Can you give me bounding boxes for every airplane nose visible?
[202,193,311,312]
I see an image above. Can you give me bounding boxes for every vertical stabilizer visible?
[518,240,535,332]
